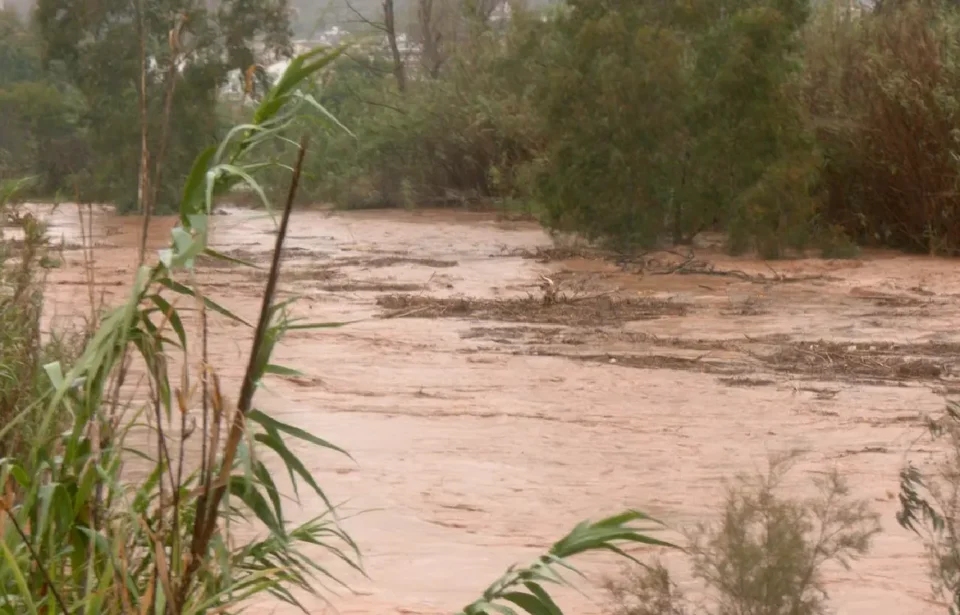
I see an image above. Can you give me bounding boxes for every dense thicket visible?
[0,0,290,211]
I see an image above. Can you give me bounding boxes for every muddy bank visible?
[36,204,955,614]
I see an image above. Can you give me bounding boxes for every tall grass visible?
[0,46,677,614]
[0,178,81,461]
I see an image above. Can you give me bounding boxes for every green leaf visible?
[180,146,217,223]
[216,123,269,162]
[209,163,272,214]
[253,459,285,531]
[229,475,282,534]
[253,429,336,512]
[487,603,520,615]
[43,361,65,389]
[298,92,356,138]
[74,460,100,516]
[523,583,563,615]
[0,460,31,489]
[203,247,262,269]
[133,463,165,514]
[149,294,187,349]
[271,45,345,103]
[0,540,38,615]
[502,592,552,615]
[247,409,352,459]
[166,225,207,269]
[157,277,251,326]
[253,96,288,127]
[263,364,305,378]
[36,483,71,544]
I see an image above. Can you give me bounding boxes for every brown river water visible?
[32,203,960,614]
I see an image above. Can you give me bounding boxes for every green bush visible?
[533,4,690,251]
[0,8,41,88]
[279,13,548,210]
[605,454,880,615]
[532,0,820,255]
[898,401,960,613]
[33,0,293,213]
[0,82,87,194]
[804,0,960,254]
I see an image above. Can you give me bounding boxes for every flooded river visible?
[37,204,958,614]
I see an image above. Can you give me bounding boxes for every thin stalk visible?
[179,136,309,605]
[148,18,184,228]
[74,194,97,326]
[136,0,151,265]
[3,510,69,614]
[171,272,199,583]
[171,384,187,578]
[200,296,209,488]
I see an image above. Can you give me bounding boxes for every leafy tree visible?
[683,0,818,256]
[0,82,87,193]
[533,0,691,251]
[0,9,40,87]
[34,0,293,212]
[0,10,85,193]
[533,0,819,255]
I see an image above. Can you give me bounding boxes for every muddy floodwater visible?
[36,204,960,614]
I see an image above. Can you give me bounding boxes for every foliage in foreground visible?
[461,511,675,615]
[0,178,83,461]
[898,400,960,614]
[0,46,676,613]
[605,454,880,615]
[0,47,360,614]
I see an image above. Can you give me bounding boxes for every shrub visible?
[283,12,549,211]
[604,562,691,615]
[533,0,820,255]
[898,401,960,613]
[0,81,87,194]
[804,1,960,254]
[605,454,880,615]
[532,2,690,251]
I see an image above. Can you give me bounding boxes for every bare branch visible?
[344,0,388,32]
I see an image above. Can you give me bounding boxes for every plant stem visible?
[149,18,184,229]
[4,510,69,614]
[179,135,310,606]
[136,0,151,266]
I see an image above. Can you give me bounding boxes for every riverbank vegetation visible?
[1,0,959,612]
[5,1,960,255]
